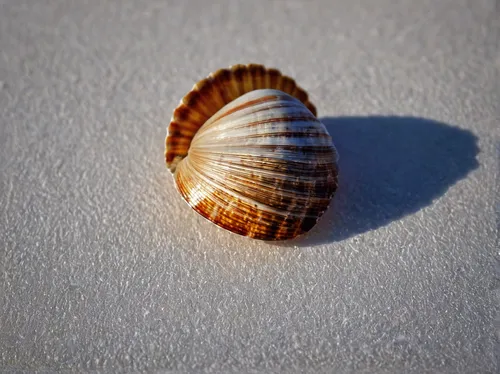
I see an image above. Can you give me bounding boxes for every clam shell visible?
[165,65,339,241]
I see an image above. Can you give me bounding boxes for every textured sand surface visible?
[1,0,499,372]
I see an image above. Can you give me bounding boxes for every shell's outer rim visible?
[165,63,318,174]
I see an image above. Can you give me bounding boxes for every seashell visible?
[165,64,339,241]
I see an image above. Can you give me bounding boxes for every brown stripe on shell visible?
[165,64,317,172]
[187,155,334,215]
[208,94,297,124]
[248,64,266,90]
[210,68,234,103]
[176,170,310,241]
[196,78,225,117]
[175,155,331,241]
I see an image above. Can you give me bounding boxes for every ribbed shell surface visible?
[165,64,317,173]
[173,89,338,241]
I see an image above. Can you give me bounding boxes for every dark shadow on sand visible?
[287,116,479,246]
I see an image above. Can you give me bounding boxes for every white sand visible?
[1,0,498,372]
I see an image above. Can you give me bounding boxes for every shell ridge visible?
[187,145,336,219]
[191,91,308,142]
[183,153,311,218]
